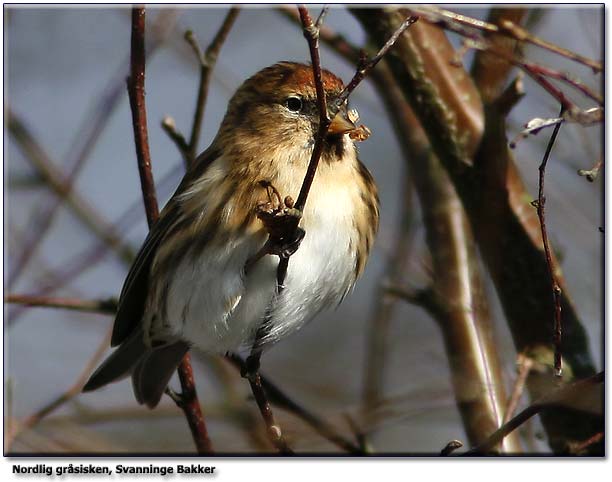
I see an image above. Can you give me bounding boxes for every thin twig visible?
[409,5,602,72]
[497,17,602,73]
[407,6,600,111]
[568,432,604,454]
[520,62,603,105]
[239,351,293,454]
[184,8,240,167]
[314,6,329,29]
[440,439,464,456]
[503,354,534,423]
[334,15,419,109]
[277,6,360,63]
[518,64,577,112]
[161,116,189,156]
[466,402,541,454]
[279,6,418,284]
[577,159,603,182]
[226,354,362,454]
[532,106,565,377]
[5,294,117,315]
[126,6,212,454]
[294,5,333,213]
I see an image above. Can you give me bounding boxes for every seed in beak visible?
[327,111,356,135]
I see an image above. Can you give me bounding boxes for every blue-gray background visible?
[4,6,602,453]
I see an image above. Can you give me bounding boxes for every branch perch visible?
[534,107,565,377]
[126,6,212,454]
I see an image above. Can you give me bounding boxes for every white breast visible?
[163,158,360,353]
[261,175,358,345]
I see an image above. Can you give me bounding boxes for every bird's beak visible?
[327,111,356,135]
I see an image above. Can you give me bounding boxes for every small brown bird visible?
[84,62,379,407]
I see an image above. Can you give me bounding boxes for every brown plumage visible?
[84,62,379,408]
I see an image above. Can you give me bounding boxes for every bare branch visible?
[533,106,565,377]
[161,115,189,156]
[440,439,464,456]
[127,7,159,227]
[504,354,534,423]
[407,6,602,111]
[334,15,419,109]
[239,353,293,454]
[126,6,212,454]
[226,354,362,454]
[410,5,602,72]
[510,107,602,148]
[577,159,603,182]
[314,6,329,29]
[5,294,117,315]
[294,6,333,212]
[185,8,240,166]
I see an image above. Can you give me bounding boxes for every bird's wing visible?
[110,147,220,347]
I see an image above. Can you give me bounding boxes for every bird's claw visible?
[256,181,306,259]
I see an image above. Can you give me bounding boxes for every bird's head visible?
[217,62,362,163]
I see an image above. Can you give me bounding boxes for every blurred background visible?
[3,5,602,453]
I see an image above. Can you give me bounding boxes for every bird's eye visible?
[285,96,303,112]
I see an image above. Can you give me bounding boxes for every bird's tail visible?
[83,329,189,408]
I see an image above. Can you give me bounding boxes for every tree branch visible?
[226,354,362,454]
[126,6,212,454]
[183,8,240,167]
[409,5,602,72]
[533,106,565,377]
[5,294,117,315]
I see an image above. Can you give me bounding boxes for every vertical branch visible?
[126,6,212,454]
[127,7,158,228]
[185,8,240,166]
[534,107,565,377]
[503,354,534,423]
[294,6,332,212]
[226,354,362,453]
[268,4,334,291]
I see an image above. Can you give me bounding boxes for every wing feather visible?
[110,147,220,347]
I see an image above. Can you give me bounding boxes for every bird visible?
[83,61,379,408]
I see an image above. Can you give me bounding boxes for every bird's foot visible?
[256,181,305,259]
